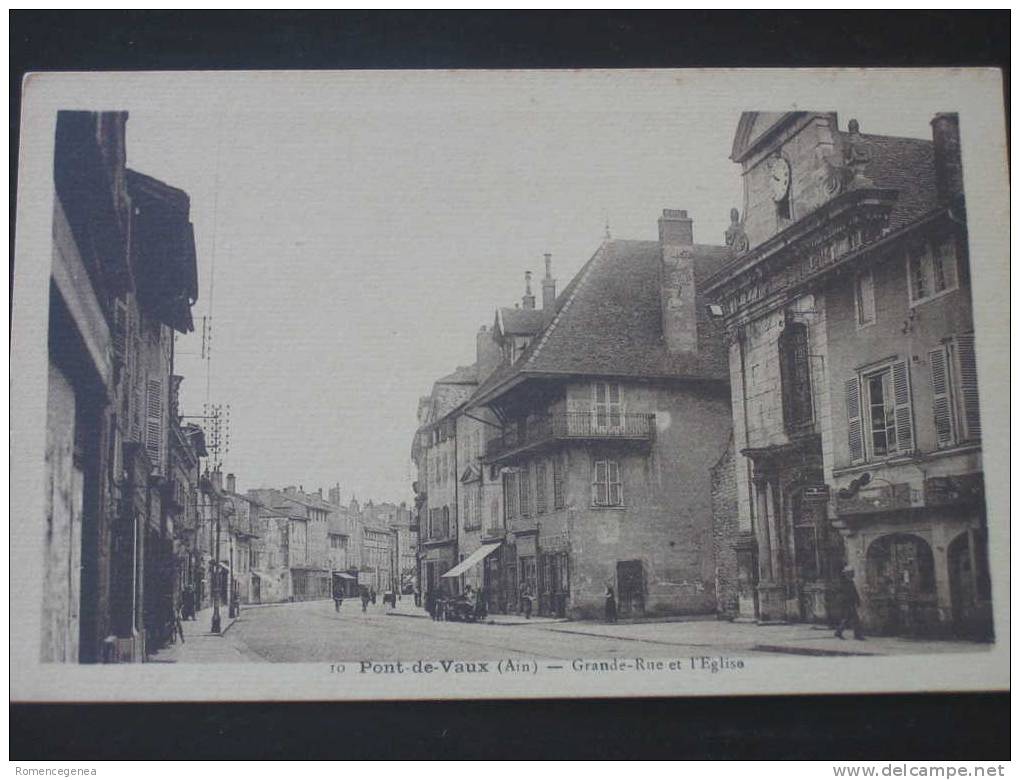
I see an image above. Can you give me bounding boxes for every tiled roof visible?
[472,238,732,404]
[498,307,545,336]
[848,131,938,232]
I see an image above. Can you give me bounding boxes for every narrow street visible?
[174,599,988,664]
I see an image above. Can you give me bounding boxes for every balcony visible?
[484,412,655,463]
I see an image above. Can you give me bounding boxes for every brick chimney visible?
[522,271,536,310]
[476,324,502,382]
[541,253,556,322]
[931,112,963,204]
[226,473,236,494]
[659,209,699,354]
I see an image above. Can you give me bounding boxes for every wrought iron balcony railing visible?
[484,412,655,462]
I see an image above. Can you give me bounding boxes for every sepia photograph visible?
[10,67,1009,704]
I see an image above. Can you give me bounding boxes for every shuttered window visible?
[503,472,518,519]
[519,465,532,518]
[891,360,914,453]
[845,377,864,464]
[145,377,163,470]
[849,360,914,463]
[929,346,955,448]
[948,333,982,442]
[535,459,547,514]
[592,460,622,507]
[552,456,565,510]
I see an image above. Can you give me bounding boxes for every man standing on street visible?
[835,567,865,640]
[333,589,344,613]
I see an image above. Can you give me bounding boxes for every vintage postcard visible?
[10,68,1009,702]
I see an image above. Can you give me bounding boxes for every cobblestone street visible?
[154,599,989,664]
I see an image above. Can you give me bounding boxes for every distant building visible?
[249,487,332,601]
[705,111,989,638]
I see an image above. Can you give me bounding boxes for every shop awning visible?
[441,542,501,579]
[333,572,357,580]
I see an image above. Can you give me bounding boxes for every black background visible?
[10,11,1010,761]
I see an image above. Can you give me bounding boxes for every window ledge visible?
[589,504,627,511]
[833,442,982,477]
[909,285,959,310]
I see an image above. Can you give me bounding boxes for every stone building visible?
[704,111,989,638]
[249,487,332,601]
[469,224,734,619]
[411,365,480,600]
[42,111,198,663]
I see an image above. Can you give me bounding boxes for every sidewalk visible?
[387,602,568,626]
[147,605,255,664]
[546,618,989,657]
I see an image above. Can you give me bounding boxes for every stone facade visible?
[707,111,990,638]
[710,436,740,618]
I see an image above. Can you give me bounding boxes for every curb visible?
[752,643,877,657]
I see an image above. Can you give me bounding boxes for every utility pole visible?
[211,486,222,634]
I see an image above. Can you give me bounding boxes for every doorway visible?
[616,559,645,616]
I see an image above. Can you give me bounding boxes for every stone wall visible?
[710,434,740,618]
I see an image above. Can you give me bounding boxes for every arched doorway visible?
[947,530,993,640]
[865,533,937,635]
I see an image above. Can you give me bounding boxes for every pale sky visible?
[117,71,945,505]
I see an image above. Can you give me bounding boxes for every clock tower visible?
[730,112,842,250]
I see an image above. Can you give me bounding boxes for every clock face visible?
[767,156,791,201]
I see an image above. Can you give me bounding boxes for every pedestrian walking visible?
[604,584,617,624]
[370,587,377,605]
[182,586,195,621]
[333,591,344,612]
[413,585,421,607]
[835,567,865,640]
[425,589,436,620]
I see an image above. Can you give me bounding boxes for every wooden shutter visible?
[954,333,981,440]
[929,347,955,448]
[891,360,914,453]
[845,377,864,464]
[145,377,163,470]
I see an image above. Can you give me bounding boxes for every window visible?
[503,471,519,519]
[779,323,813,429]
[908,239,958,305]
[475,484,483,527]
[855,270,876,326]
[519,466,532,517]
[552,456,565,510]
[845,360,913,464]
[592,460,622,507]
[930,333,982,448]
[593,382,623,430]
[535,459,547,514]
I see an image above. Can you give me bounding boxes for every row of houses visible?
[39,110,416,664]
[42,110,202,663]
[410,111,991,639]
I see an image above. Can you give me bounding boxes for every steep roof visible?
[497,307,545,336]
[847,131,938,232]
[472,238,732,405]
